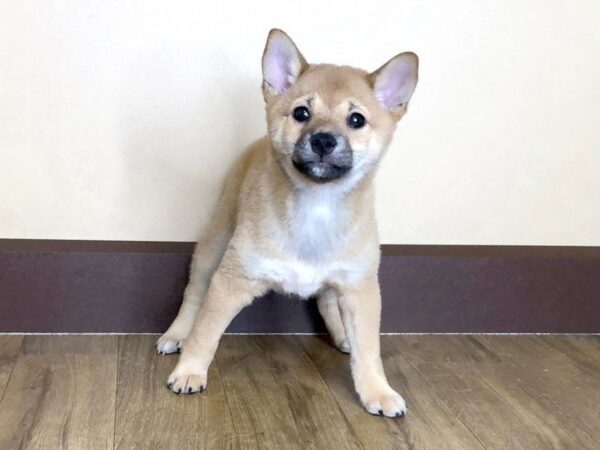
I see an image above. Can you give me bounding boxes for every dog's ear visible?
[370,52,418,116]
[262,29,308,102]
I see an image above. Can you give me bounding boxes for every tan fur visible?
[157,29,418,417]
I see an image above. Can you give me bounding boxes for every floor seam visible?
[214,346,260,450]
[386,338,489,450]
[470,336,600,446]
[0,336,25,407]
[293,336,365,450]
[463,361,563,446]
[112,336,121,450]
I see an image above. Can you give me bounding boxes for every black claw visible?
[378,409,384,416]
[176,348,181,354]
[187,386,193,393]
[200,385,205,392]
[176,388,182,394]
[396,411,405,418]
[166,382,173,389]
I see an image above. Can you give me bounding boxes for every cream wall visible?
[1,0,599,245]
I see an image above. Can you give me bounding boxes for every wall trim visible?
[1,239,598,333]
[2,239,599,257]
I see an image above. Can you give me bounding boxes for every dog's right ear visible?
[262,29,308,102]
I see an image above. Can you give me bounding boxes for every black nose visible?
[310,132,337,157]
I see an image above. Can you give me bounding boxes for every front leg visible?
[167,266,265,394]
[337,276,406,417]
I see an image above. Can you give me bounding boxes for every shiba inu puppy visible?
[157,29,418,417]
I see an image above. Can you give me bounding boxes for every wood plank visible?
[473,335,600,447]
[114,335,238,449]
[391,335,564,449]
[0,336,23,400]
[21,334,116,355]
[215,335,362,450]
[536,335,600,370]
[386,334,501,364]
[299,335,484,450]
[0,335,117,449]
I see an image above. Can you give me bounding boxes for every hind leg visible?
[156,256,209,354]
[157,205,234,354]
[156,246,224,354]
[317,289,350,353]
[156,140,254,354]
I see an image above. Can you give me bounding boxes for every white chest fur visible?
[288,188,343,260]
[245,254,369,298]
[243,188,370,298]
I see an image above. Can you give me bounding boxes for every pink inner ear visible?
[264,38,297,95]
[375,59,416,110]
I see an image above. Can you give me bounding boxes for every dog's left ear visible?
[262,29,308,102]
[370,52,418,116]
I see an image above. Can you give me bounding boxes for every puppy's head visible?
[262,29,418,186]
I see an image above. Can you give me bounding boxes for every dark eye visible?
[292,106,311,123]
[347,112,366,129]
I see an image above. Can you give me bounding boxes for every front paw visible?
[156,333,184,355]
[359,384,407,418]
[166,367,207,395]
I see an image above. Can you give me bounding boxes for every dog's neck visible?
[266,145,377,261]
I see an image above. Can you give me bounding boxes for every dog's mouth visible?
[292,160,351,183]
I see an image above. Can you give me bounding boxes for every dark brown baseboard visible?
[1,239,598,333]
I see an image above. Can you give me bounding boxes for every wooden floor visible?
[0,335,599,449]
